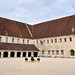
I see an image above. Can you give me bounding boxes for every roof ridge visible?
[25,23,33,38]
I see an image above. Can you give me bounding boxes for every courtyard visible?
[0,57,75,75]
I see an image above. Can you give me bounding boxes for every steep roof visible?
[0,42,39,51]
[0,17,32,38]
[32,15,75,39]
[0,15,75,39]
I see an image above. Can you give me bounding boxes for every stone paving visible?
[0,57,75,75]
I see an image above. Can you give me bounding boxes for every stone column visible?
[15,52,17,58]
[31,52,33,56]
[21,52,23,57]
[26,52,28,57]
[8,52,10,58]
[1,52,3,58]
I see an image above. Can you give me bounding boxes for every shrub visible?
[37,58,40,60]
[25,58,28,60]
[31,56,34,61]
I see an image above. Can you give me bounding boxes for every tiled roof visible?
[0,15,75,39]
[32,15,75,39]
[0,42,39,51]
[0,17,32,38]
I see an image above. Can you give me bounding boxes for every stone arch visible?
[34,52,38,57]
[17,52,21,57]
[23,52,26,57]
[3,52,8,57]
[28,52,31,57]
[70,50,74,56]
[10,52,15,57]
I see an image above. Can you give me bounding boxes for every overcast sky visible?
[0,0,75,24]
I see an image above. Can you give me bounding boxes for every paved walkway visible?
[0,57,75,75]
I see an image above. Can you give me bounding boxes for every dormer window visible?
[5,31,8,35]
[72,26,75,32]
[19,33,22,37]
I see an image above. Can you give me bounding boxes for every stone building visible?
[0,15,75,58]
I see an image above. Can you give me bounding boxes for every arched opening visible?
[34,52,38,57]
[70,50,74,56]
[0,52,1,57]
[17,52,21,57]
[3,52,8,57]
[28,52,31,57]
[10,52,15,57]
[23,52,26,57]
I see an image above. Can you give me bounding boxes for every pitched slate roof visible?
[0,17,32,38]
[32,15,75,39]
[0,43,39,51]
[0,15,75,39]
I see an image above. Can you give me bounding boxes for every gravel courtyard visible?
[0,57,75,75]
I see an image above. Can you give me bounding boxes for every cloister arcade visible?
[0,51,38,58]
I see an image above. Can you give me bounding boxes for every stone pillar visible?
[15,52,17,58]
[31,52,33,56]
[1,52,3,58]
[8,52,10,58]
[26,52,28,57]
[21,52,23,57]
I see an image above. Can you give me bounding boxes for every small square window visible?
[61,50,64,55]
[60,38,62,43]
[42,51,44,54]
[56,50,59,55]
[64,38,67,42]
[51,39,53,43]
[55,39,57,43]
[69,38,72,42]
[47,40,49,43]
[48,51,50,54]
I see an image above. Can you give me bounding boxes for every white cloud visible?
[0,0,75,24]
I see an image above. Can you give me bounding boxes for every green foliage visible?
[25,58,28,60]
[31,56,34,61]
[37,58,40,60]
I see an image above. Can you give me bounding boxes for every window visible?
[61,50,64,55]
[69,38,72,42]
[47,40,49,44]
[55,39,57,43]
[48,51,50,54]
[42,51,44,54]
[6,37,8,43]
[5,31,8,35]
[51,39,53,43]
[23,39,24,44]
[56,50,59,55]
[64,38,67,42]
[40,40,43,45]
[60,38,62,43]
[43,40,45,43]
[17,39,19,43]
[0,37,1,42]
[36,41,38,44]
[52,50,54,55]
[12,38,14,43]
[27,40,29,44]
[19,33,22,37]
